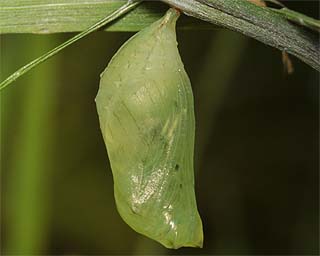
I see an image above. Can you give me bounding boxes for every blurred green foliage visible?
[1,1,319,255]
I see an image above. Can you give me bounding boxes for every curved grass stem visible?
[0,0,142,91]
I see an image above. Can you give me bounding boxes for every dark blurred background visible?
[1,1,319,255]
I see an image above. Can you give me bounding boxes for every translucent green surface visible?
[96,8,203,249]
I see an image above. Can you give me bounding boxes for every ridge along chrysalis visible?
[95,8,203,249]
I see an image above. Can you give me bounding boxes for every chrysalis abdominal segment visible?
[96,8,203,249]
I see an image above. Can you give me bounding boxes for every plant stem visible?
[162,0,320,71]
[0,0,142,91]
[5,35,58,255]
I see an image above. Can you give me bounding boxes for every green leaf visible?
[0,0,143,91]
[0,0,211,34]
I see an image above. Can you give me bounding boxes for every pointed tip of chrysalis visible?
[161,8,180,26]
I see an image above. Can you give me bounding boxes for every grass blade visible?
[0,0,142,91]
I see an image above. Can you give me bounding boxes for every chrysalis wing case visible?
[96,8,203,249]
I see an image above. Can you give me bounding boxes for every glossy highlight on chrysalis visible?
[95,8,203,249]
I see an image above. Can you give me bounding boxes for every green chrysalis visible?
[95,8,203,249]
